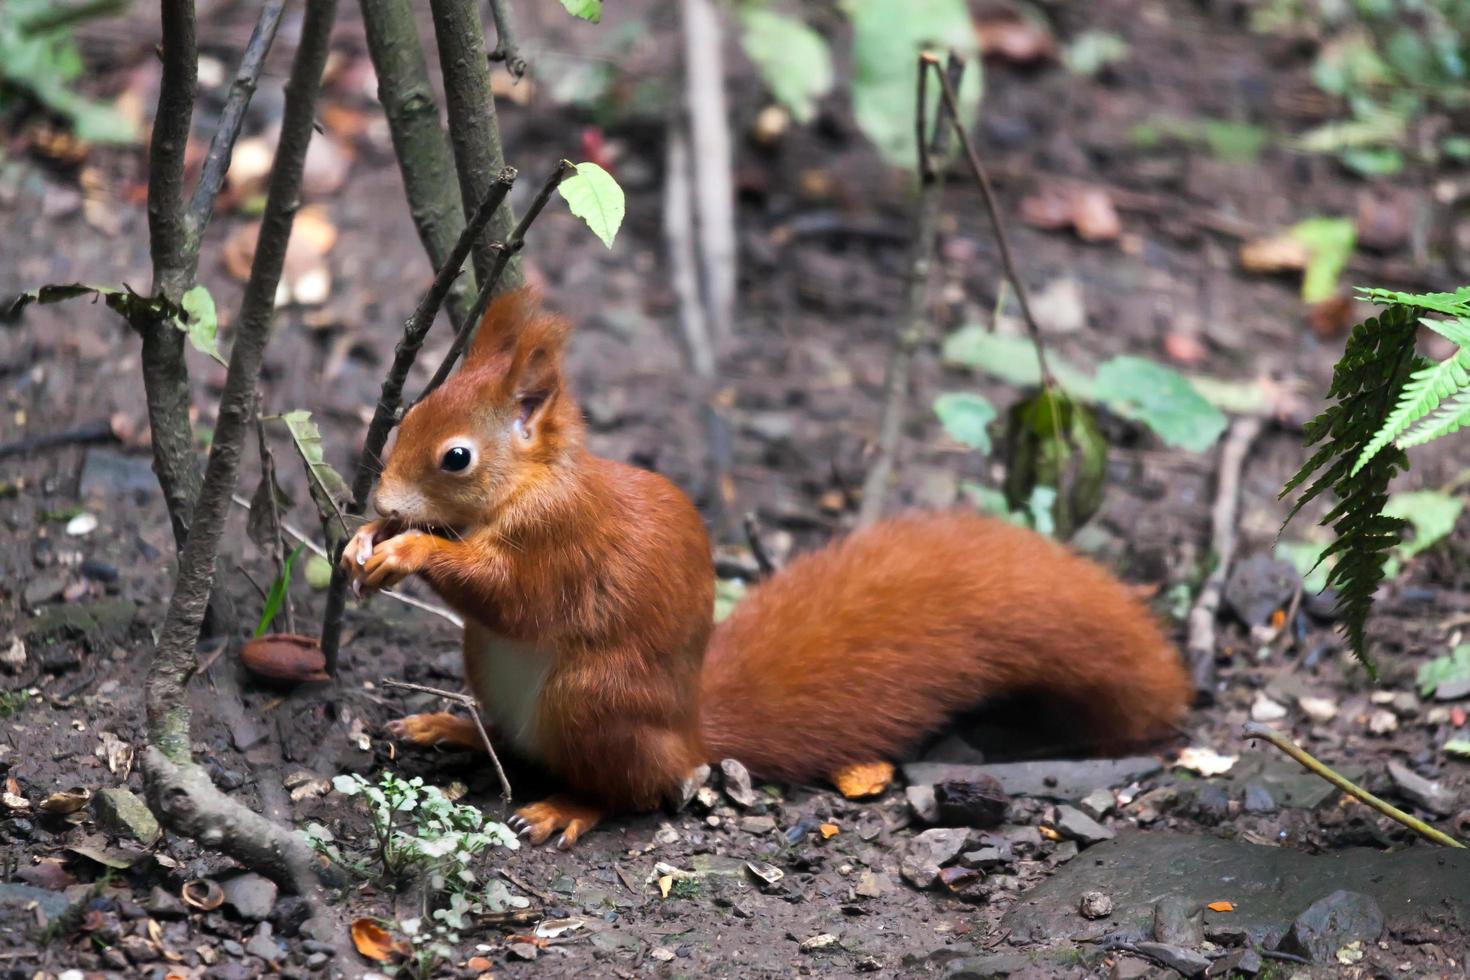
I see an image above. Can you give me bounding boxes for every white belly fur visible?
[463,622,552,760]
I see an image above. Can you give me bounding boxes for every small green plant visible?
[0,0,137,144]
[1281,286,1470,671]
[0,690,30,719]
[307,772,519,919]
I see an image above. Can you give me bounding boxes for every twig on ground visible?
[420,160,575,399]
[320,169,517,671]
[429,0,520,287]
[143,0,341,896]
[924,52,1054,390]
[230,493,463,627]
[1186,416,1264,703]
[380,679,512,801]
[858,54,960,528]
[664,119,735,530]
[359,0,477,327]
[185,0,285,252]
[500,868,553,904]
[0,420,116,459]
[1243,722,1465,848]
[486,0,527,80]
[679,0,737,347]
[742,512,777,577]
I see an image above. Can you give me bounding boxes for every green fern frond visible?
[1357,286,1470,318]
[1281,304,1422,673]
[1398,386,1470,448]
[1352,343,1470,475]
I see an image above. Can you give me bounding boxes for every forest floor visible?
[3,1,1470,977]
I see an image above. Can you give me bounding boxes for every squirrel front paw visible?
[357,528,432,591]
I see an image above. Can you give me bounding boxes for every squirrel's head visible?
[373,287,580,535]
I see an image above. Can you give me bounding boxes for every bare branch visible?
[924,52,1055,389]
[147,0,197,302]
[420,159,573,399]
[320,167,518,671]
[429,0,520,287]
[360,0,478,327]
[186,0,286,252]
[486,0,527,80]
[680,0,736,346]
[858,54,961,528]
[380,679,512,801]
[145,0,340,895]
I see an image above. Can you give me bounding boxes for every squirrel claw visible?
[511,795,601,847]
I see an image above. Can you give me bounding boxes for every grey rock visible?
[1079,891,1113,919]
[1226,751,1364,809]
[934,775,1009,828]
[738,815,776,835]
[93,787,161,846]
[306,952,330,969]
[145,886,186,919]
[945,953,1035,978]
[1052,805,1114,845]
[1080,787,1114,820]
[24,572,67,608]
[906,784,939,823]
[854,871,888,898]
[1387,760,1458,816]
[1133,942,1210,976]
[1152,896,1202,946]
[244,922,282,962]
[719,758,757,808]
[1002,832,1451,949]
[0,882,69,922]
[901,828,970,890]
[960,846,1008,869]
[903,757,1161,802]
[1224,554,1299,627]
[1276,890,1384,963]
[81,448,158,497]
[1207,948,1262,976]
[221,872,278,921]
[1110,956,1158,980]
[1242,783,1276,813]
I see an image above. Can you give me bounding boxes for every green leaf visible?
[933,392,997,453]
[174,284,225,365]
[276,410,351,540]
[5,281,179,322]
[558,0,601,23]
[1291,217,1356,304]
[1003,389,1107,540]
[305,555,333,590]
[1062,31,1129,77]
[1026,485,1057,537]
[844,0,981,171]
[1417,644,1470,699]
[1383,490,1464,560]
[1339,146,1404,176]
[1445,739,1470,760]
[255,542,305,637]
[961,481,1022,524]
[557,161,624,248]
[1354,330,1470,475]
[737,9,833,124]
[1093,356,1228,452]
[1275,540,1332,595]
[941,326,1094,395]
[1358,286,1470,319]
[1201,120,1268,164]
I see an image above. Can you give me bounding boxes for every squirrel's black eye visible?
[440,446,472,472]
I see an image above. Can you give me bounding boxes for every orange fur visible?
[345,288,1191,843]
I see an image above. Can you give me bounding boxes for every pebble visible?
[1387,760,1459,816]
[1250,692,1288,722]
[900,828,970,890]
[1152,896,1203,946]
[906,784,939,823]
[1051,805,1114,846]
[221,872,278,921]
[1277,890,1384,962]
[93,787,161,846]
[800,933,838,952]
[650,947,675,962]
[1242,783,1276,814]
[1079,787,1114,820]
[65,513,98,536]
[854,871,888,899]
[1298,696,1338,723]
[1368,708,1398,735]
[739,815,776,834]
[244,922,282,962]
[145,886,186,919]
[719,758,758,808]
[1133,942,1210,976]
[1078,890,1113,919]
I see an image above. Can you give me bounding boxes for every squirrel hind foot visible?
[385,712,485,751]
[509,794,602,849]
[830,761,895,799]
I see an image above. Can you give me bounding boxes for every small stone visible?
[220,872,277,921]
[650,947,676,962]
[1250,692,1288,722]
[901,828,970,890]
[674,764,711,811]
[145,886,186,919]
[960,846,1009,869]
[1368,708,1398,735]
[92,787,161,846]
[653,822,680,845]
[1078,890,1113,919]
[1132,941,1210,976]
[1389,691,1419,716]
[1207,948,1262,976]
[507,942,539,961]
[244,922,282,962]
[934,776,1009,828]
[1298,695,1338,723]
[305,952,329,969]
[855,871,888,899]
[694,786,720,811]
[800,933,838,952]
[739,815,776,834]
[1079,787,1114,820]
[0,636,25,673]
[1110,956,1155,980]
[1242,783,1276,813]
[1050,805,1114,846]
[65,513,98,536]
[1387,760,1459,816]
[720,758,757,808]
[906,784,939,823]
[1277,890,1384,962]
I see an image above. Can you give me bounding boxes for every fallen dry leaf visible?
[832,761,894,799]
[819,823,840,839]
[221,206,337,305]
[976,18,1057,63]
[351,918,410,962]
[657,874,673,899]
[240,633,330,685]
[181,878,224,911]
[1163,332,1208,368]
[1019,184,1120,242]
[226,135,276,200]
[1207,900,1235,912]
[1239,233,1309,273]
[38,787,92,815]
[302,134,354,197]
[1175,746,1238,777]
[1308,293,1354,338]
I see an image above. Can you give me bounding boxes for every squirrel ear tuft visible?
[465,286,541,366]
[507,308,571,400]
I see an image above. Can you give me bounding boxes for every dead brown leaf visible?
[1239,233,1309,273]
[1019,184,1120,242]
[976,18,1057,63]
[38,787,91,815]
[351,918,410,962]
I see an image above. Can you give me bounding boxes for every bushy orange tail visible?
[699,512,1190,782]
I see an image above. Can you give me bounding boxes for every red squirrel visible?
[342,288,1191,848]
